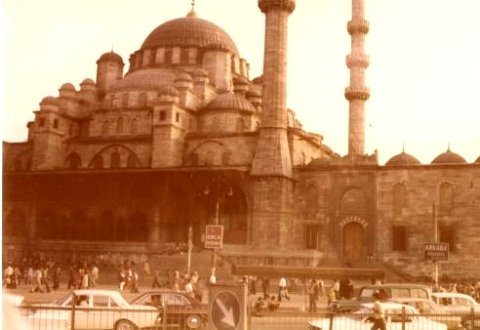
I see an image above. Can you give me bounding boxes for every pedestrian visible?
[143,260,151,276]
[185,279,194,298]
[118,268,126,291]
[30,266,44,293]
[52,264,61,290]
[332,279,340,300]
[81,268,89,289]
[308,279,320,312]
[364,291,386,330]
[41,266,51,292]
[194,278,205,302]
[209,268,217,285]
[278,276,289,301]
[3,262,14,288]
[90,264,99,288]
[262,276,270,298]
[130,264,139,293]
[151,270,163,288]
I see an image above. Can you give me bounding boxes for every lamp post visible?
[432,202,438,283]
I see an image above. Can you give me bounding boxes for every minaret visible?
[250,0,295,249]
[345,0,370,156]
[251,0,295,177]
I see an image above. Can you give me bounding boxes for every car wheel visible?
[186,314,203,329]
[114,319,138,330]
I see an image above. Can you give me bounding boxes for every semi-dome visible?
[385,152,421,166]
[97,51,124,64]
[431,149,467,164]
[59,83,75,91]
[205,92,255,112]
[141,15,239,56]
[113,68,175,90]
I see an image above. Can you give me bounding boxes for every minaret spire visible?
[345,0,370,156]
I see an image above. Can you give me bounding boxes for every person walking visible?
[278,276,289,302]
[366,291,386,330]
[90,264,99,288]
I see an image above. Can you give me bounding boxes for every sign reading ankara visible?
[205,225,224,249]
[424,242,449,261]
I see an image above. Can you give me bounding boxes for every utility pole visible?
[187,225,193,274]
[432,202,438,283]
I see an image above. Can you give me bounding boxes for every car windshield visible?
[55,293,73,306]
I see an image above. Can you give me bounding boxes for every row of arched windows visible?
[392,182,454,216]
[66,151,139,170]
[101,117,138,135]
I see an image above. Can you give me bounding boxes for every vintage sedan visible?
[130,290,207,329]
[25,289,161,330]
[432,292,480,329]
[309,302,448,330]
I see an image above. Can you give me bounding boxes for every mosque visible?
[3,0,480,278]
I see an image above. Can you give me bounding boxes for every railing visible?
[16,304,480,330]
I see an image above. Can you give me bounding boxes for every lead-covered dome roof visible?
[431,149,467,164]
[385,152,421,166]
[141,15,239,56]
[205,92,255,113]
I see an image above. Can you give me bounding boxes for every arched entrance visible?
[343,222,365,259]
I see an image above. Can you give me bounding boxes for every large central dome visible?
[141,15,239,56]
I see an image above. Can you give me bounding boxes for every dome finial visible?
[402,142,405,154]
[447,141,451,151]
[187,0,197,18]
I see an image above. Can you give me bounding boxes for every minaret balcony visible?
[258,0,296,14]
[346,54,370,68]
[347,19,370,34]
[345,86,370,101]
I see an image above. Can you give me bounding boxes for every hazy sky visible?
[2,0,480,164]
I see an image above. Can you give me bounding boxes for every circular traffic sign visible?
[211,290,240,330]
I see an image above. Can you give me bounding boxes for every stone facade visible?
[3,2,480,278]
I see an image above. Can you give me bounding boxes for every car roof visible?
[431,292,475,299]
[361,283,430,289]
[72,289,124,297]
[361,302,417,311]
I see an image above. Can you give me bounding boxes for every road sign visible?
[424,242,449,261]
[208,284,247,330]
[205,225,224,249]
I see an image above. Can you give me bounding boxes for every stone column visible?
[345,0,370,156]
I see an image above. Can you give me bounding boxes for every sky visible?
[2,0,480,165]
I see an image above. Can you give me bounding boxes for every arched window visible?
[92,155,104,169]
[131,119,138,134]
[235,117,245,132]
[306,185,319,215]
[111,151,121,168]
[393,183,406,216]
[139,93,147,107]
[439,182,453,215]
[66,153,81,170]
[211,117,220,131]
[102,121,109,135]
[127,154,137,167]
[116,117,124,134]
[122,93,129,108]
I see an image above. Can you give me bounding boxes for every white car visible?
[308,302,448,330]
[432,292,480,314]
[25,289,161,330]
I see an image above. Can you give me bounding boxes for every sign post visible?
[424,242,449,261]
[205,225,224,250]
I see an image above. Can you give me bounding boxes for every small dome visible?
[81,78,95,85]
[475,156,480,164]
[97,51,124,65]
[113,68,174,90]
[246,89,261,98]
[193,68,208,77]
[205,92,255,113]
[40,96,58,105]
[385,152,421,166]
[431,149,467,164]
[175,72,193,82]
[140,16,239,56]
[59,83,75,91]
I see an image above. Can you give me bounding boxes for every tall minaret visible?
[250,0,295,249]
[251,0,295,177]
[345,0,370,156]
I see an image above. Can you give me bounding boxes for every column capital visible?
[258,0,295,14]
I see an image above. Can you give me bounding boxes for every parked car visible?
[393,297,463,329]
[130,290,207,329]
[309,302,448,330]
[25,289,161,330]
[330,283,431,312]
[432,292,480,329]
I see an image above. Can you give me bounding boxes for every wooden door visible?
[343,222,364,259]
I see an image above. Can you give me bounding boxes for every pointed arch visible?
[89,144,142,168]
[66,152,82,169]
